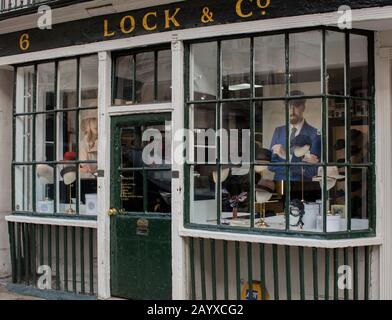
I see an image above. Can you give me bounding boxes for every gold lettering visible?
[103,19,115,37]
[236,0,253,18]
[143,11,157,31]
[257,0,271,9]
[120,15,136,34]
[164,8,181,28]
[19,33,30,51]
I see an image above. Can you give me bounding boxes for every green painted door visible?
[110,113,172,300]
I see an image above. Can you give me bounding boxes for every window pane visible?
[80,55,98,108]
[36,113,55,162]
[289,31,322,95]
[113,55,133,105]
[15,116,33,162]
[58,59,77,109]
[290,165,322,232]
[37,63,55,112]
[350,34,368,97]
[328,98,346,163]
[157,50,172,101]
[80,164,98,216]
[120,170,144,212]
[58,164,77,214]
[350,167,370,230]
[147,170,171,213]
[57,112,77,161]
[222,38,251,99]
[221,166,250,227]
[191,104,216,164]
[190,42,217,101]
[288,98,322,166]
[14,165,33,212]
[136,52,155,103]
[79,109,98,172]
[190,165,217,224]
[255,101,285,164]
[16,66,34,114]
[324,166,347,232]
[326,31,345,96]
[254,34,285,97]
[351,100,370,164]
[221,102,250,164]
[36,164,55,214]
[255,167,285,230]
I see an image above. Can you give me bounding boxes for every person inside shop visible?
[269,90,322,182]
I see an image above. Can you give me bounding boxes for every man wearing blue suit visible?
[269,91,321,182]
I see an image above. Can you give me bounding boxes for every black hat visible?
[255,146,272,163]
[289,90,306,105]
[351,145,362,155]
[334,139,345,150]
[351,129,363,142]
[291,134,312,148]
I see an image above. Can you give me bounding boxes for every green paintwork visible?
[110,114,172,300]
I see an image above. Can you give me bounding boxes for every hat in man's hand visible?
[291,134,312,157]
[255,145,272,163]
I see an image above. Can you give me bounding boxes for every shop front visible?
[1,0,392,300]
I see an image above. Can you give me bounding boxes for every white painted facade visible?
[0,1,392,299]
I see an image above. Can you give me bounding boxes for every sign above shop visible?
[0,0,391,57]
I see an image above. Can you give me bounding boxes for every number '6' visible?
[19,33,30,51]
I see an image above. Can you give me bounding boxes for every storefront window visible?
[186,28,375,238]
[113,47,172,105]
[13,55,99,217]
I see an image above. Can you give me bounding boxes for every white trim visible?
[171,37,187,300]
[375,44,392,300]
[108,103,173,116]
[179,227,382,249]
[2,6,392,66]
[97,51,112,300]
[5,215,97,229]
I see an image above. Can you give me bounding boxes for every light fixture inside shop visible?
[229,83,263,91]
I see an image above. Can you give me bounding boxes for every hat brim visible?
[293,145,310,158]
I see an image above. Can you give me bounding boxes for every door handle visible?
[108,208,118,216]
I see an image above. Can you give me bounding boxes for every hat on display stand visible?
[312,166,345,190]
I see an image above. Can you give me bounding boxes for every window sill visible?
[5,214,98,229]
[179,226,382,249]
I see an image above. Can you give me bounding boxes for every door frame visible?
[109,112,172,299]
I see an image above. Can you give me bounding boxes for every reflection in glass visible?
[58,112,77,161]
[221,102,250,164]
[37,63,55,111]
[254,167,285,230]
[190,42,217,101]
[113,55,133,105]
[58,59,77,109]
[36,164,55,214]
[254,35,285,97]
[157,50,172,101]
[14,165,33,212]
[326,31,345,95]
[190,165,217,224]
[289,31,322,95]
[80,55,98,107]
[350,100,369,164]
[255,101,285,163]
[136,52,155,103]
[328,98,346,163]
[191,104,216,164]
[79,109,98,177]
[15,116,33,162]
[36,113,55,162]
[350,34,368,97]
[222,38,251,99]
[16,66,34,113]
[350,167,369,230]
[147,171,172,213]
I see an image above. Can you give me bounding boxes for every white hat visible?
[60,166,77,185]
[36,165,54,184]
[313,166,345,180]
[212,168,230,184]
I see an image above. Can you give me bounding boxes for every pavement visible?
[0,277,42,300]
